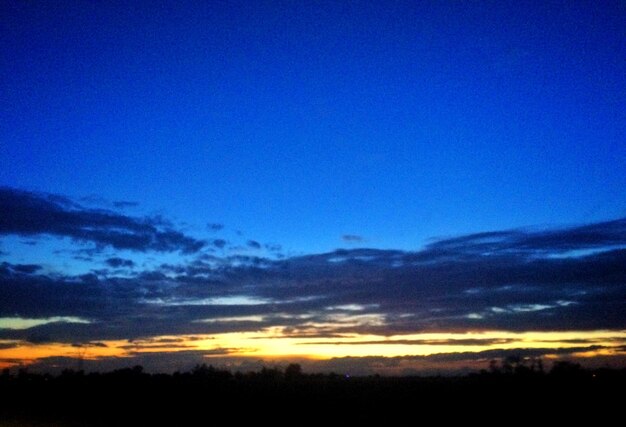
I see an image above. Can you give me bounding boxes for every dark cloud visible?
[425,218,626,258]
[119,343,194,351]
[207,223,224,232]
[265,243,282,252]
[133,337,187,344]
[0,217,624,346]
[0,342,20,350]
[71,341,108,348]
[105,257,135,268]
[342,234,364,242]
[1,262,42,274]
[213,239,227,249]
[0,187,205,253]
[247,240,262,249]
[298,338,517,346]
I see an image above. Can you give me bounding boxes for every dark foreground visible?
[1,363,624,425]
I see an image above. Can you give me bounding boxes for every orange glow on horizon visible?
[1,328,625,369]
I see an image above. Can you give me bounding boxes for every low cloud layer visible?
[0,216,624,344]
[1,188,625,370]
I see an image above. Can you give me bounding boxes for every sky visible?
[0,0,625,374]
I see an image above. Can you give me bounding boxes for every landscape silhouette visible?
[1,359,623,425]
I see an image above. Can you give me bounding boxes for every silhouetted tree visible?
[191,363,214,376]
[285,363,302,379]
[488,359,500,374]
[500,355,543,375]
[502,355,521,374]
[259,366,282,381]
[550,361,582,376]
[191,363,232,381]
[484,355,543,375]
[530,357,543,374]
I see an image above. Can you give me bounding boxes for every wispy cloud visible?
[207,223,224,232]
[105,257,135,268]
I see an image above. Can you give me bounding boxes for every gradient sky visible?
[0,1,625,374]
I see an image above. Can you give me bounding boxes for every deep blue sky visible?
[2,0,625,254]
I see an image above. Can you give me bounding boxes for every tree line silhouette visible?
[0,359,623,425]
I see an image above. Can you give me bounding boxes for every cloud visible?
[342,234,364,242]
[213,239,227,249]
[72,341,108,348]
[0,187,205,253]
[424,218,626,257]
[1,262,42,274]
[298,338,517,346]
[0,342,20,350]
[0,316,90,330]
[105,258,135,268]
[265,243,282,253]
[247,240,262,249]
[207,223,224,232]
[0,215,624,351]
